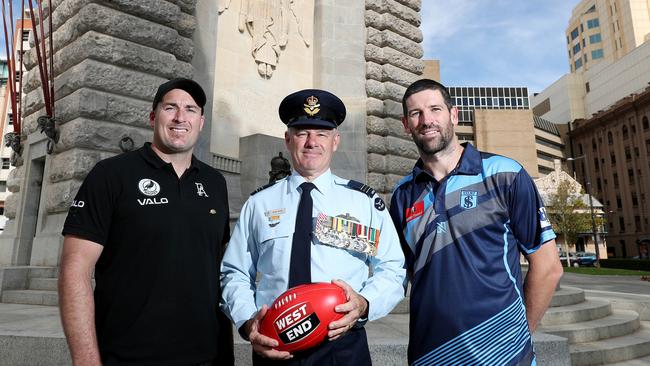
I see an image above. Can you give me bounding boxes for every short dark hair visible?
[402,79,453,116]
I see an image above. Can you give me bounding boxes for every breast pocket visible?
[257,227,293,275]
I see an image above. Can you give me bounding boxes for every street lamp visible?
[566,155,601,267]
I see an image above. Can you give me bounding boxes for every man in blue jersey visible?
[389,79,563,366]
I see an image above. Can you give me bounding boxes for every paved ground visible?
[561,272,650,296]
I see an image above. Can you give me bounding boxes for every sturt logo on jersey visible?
[273,302,321,344]
[138,179,161,196]
[460,190,478,209]
[195,182,209,197]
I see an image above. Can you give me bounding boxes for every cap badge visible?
[303,95,320,116]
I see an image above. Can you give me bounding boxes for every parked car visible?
[575,252,598,266]
[559,251,578,267]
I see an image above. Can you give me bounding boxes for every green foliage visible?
[563,266,650,275]
[599,259,650,271]
[546,180,592,248]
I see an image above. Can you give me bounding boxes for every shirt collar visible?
[287,169,334,195]
[139,142,201,172]
[411,142,482,182]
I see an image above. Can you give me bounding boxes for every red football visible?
[259,282,347,353]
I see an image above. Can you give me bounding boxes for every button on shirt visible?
[221,170,406,329]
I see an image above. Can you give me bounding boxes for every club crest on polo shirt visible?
[460,190,478,210]
[137,178,168,206]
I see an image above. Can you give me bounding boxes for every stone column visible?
[0,0,198,266]
[365,0,424,200]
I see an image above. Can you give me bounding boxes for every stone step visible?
[1,290,59,306]
[604,354,650,365]
[27,267,58,279]
[29,278,59,291]
[541,298,611,326]
[539,309,640,343]
[570,322,650,366]
[552,286,586,307]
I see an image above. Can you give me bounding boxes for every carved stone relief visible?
[219,0,311,78]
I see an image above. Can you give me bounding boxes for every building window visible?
[587,18,600,29]
[611,153,616,165]
[571,27,579,40]
[8,113,13,125]
[635,216,642,232]
[15,71,20,83]
[625,147,631,160]
[622,125,629,139]
[592,49,604,59]
[586,82,590,93]
[575,58,583,70]
[614,173,619,188]
[635,147,640,157]
[628,168,634,181]
[589,33,602,43]
[597,178,602,190]
[594,158,599,170]
[1,158,10,169]
[592,139,597,150]
[632,193,639,207]
[619,217,625,232]
[22,30,29,41]
[573,43,581,54]
[608,131,613,144]
[643,116,649,130]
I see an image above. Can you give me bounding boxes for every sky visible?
[2,1,578,94]
[421,0,578,94]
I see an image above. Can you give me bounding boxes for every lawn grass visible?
[563,267,650,276]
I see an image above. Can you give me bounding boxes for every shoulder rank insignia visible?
[250,180,279,196]
[346,180,385,211]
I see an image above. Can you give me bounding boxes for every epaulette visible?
[250,181,278,196]
[346,180,376,197]
[347,180,386,211]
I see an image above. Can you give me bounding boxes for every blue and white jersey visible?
[389,143,556,366]
[221,169,406,330]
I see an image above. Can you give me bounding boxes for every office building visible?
[566,0,650,73]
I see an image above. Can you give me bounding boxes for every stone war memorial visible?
[0,0,428,364]
[0,0,424,268]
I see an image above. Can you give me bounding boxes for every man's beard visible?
[411,123,454,157]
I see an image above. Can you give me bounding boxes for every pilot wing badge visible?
[314,213,379,256]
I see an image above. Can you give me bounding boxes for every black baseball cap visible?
[278,89,346,129]
[152,78,206,114]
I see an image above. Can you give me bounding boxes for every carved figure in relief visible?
[219,0,311,78]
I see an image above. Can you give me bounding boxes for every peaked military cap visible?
[278,89,346,129]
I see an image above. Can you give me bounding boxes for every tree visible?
[546,180,592,266]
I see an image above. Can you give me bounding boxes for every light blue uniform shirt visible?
[221,169,406,329]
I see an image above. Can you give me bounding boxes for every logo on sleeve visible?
[460,190,478,209]
[138,179,161,196]
[539,207,552,228]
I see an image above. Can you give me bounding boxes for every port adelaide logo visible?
[272,302,321,344]
[137,179,168,206]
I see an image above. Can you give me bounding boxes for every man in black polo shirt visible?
[59,78,233,365]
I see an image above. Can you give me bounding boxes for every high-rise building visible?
[566,0,650,73]
[534,0,650,258]
[447,86,566,178]
[0,15,33,231]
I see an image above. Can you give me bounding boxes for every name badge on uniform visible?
[314,213,379,256]
[265,208,286,227]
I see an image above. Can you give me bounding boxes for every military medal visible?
[265,208,286,227]
[314,213,379,256]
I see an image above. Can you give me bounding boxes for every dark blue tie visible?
[288,182,316,288]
